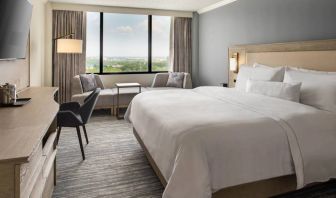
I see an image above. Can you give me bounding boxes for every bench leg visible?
[111,107,115,116]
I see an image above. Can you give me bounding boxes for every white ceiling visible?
[48,0,225,12]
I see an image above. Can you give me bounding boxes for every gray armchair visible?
[151,73,192,89]
[56,88,100,160]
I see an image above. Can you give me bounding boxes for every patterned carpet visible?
[52,111,164,198]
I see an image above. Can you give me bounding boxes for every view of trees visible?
[86,57,169,73]
[86,13,171,74]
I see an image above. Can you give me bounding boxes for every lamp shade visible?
[57,39,83,54]
[229,57,238,72]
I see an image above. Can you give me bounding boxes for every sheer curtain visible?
[52,10,86,103]
[170,17,192,73]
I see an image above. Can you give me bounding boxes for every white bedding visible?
[125,87,336,198]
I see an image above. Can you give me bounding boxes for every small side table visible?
[115,83,142,119]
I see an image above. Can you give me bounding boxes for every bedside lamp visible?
[229,53,239,73]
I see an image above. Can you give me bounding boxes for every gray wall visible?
[198,0,336,86]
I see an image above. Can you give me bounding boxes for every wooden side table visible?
[115,83,142,119]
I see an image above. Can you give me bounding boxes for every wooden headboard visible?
[228,39,336,87]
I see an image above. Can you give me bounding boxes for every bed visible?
[125,39,336,198]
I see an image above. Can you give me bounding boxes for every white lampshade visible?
[229,58,238,72]
[57,39,83,54]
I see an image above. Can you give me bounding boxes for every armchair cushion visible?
[152,73,192,89]
[80,74,97,92]
[166,72,185,88]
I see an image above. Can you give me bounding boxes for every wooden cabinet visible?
[0,88,59,198]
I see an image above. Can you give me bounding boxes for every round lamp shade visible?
[57,39,83,54]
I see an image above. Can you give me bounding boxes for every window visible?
[152,16,171,72]
[85,12,171,74]
[103,13,148,73]
[86,12,100,73]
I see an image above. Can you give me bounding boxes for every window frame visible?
[87,12,169,75]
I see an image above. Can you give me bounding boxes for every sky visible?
[86,12,171,58]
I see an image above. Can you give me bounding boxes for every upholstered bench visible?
[71,73,192,115]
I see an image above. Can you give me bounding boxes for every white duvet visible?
[125,87,336,198]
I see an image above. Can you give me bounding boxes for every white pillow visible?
[284,67,336,113]
[246,79,302,102]
[235,65,285,91]
[253,63,286,80]
[286,66,336,74]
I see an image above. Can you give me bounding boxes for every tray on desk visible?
[0,98,31,107]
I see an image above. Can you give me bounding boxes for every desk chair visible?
[56,88,100,160]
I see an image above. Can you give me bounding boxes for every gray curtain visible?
[172,17,192,73]
[53,10,86,103]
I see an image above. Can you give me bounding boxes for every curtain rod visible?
[50,2,193,18]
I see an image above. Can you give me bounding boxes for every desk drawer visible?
[43,132,56,158]
[20,131,56,197]
[29,152,56,198]
[20,143,44,196]
[29,171,43,198]
[43,150,56,178]
[42,132,56,179]
[42,152,56,198]
[42,169,55,198]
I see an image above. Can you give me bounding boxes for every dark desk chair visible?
[56,88,100,160]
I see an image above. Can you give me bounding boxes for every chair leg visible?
[82,125,89,144]
[56,127,62,145]
[76,126,86,160]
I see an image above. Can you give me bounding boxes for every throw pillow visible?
[80,74,97,92]
[166,72,185,88]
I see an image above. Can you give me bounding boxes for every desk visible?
[115,83,141,119]
[0,87,59,198]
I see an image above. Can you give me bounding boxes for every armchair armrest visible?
[60,102,81,114]
[151,73,169,87]
[95,75,105,89]
[183,73,193,89]
[71,75,84,95]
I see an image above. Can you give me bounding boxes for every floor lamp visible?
[52,33,83,102]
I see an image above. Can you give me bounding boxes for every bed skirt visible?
[133,128,297,198]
